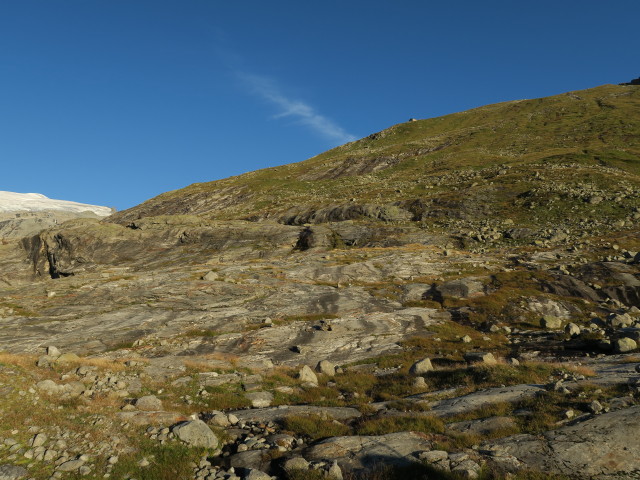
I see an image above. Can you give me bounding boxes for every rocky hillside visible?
[110,84,640,234]
[0,83,639,480]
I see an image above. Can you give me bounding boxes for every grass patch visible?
[108,438,205,480]
[282,414,350,440]
[447,401,514,423]
[354,415,445,436]
[423,363,556,391]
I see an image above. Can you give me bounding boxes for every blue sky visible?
[1,1,638,211]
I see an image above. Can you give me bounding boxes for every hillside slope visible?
[109,84,640,232]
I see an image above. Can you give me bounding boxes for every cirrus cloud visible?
[237,72,357,145]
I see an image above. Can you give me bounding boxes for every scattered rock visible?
[46,346,62,357]
[135,395,163,411]
[283,457,310,472]
[614,337,637,353]
[55,352,80,363]
[244,469,272,480]
[409,357,434,375]
[588,400,604,414]
[316,360,336,376]
[297,365,318,385]
[564,323,581,337]
[463,352,497,365]
[57,459,85,472]
[202,271,219,281]
[172,420,219,449]
[540,316,563,329]
[245,391,274,408]
[412,376,427,390]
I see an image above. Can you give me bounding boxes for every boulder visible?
[428,278,485,301]
[413,376,428,389]
[54,353,80,364]
[36,379,62,395]
[172,420,219,449]
[201,271,219,281]
[56,459,85,472]
[463,352,497,365]
[0,465,28,480]
[229,450,271,471]
[245,391,274,408]
[316,360,336,376]
[297,365,318,385]
[244,469,272,480]
[327,461,343,480]
[283,457,310,472]
[135,395,163,411]
[409,358,434,375]
[610,313,633,328]
[46,346,62,357]
[540,315,563,329]
[564,323,581,337]
[614,337,637,353]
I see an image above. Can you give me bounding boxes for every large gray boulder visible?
[409,357,434,375]
[135,395,163,411]
[463,352,497,365]
[245,391,274,408]
[614,337,637,353]
[243,469,272,480]
[428,278,485,301]
[316,360,336,376]
[172,420,219,449]
[298,365,319,385]
[540,315,563,329]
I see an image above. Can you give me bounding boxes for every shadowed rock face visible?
[541,262,640,307]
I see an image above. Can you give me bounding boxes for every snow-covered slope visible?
[0,191,112,216]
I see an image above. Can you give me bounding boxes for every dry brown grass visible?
[616,355,640,364]
[0,351,38,368]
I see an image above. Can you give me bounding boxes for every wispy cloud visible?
[237,72,357,145]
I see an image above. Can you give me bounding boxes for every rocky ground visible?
[0,212,639,480]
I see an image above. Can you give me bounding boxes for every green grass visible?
[422,363,556,391]
[108,438,205,480]
[282,414,350,440]
[354,415,445,436]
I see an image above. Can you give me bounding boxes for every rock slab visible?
[0,465,28,480]
[304,432,431,471]
[485,406,640,479]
